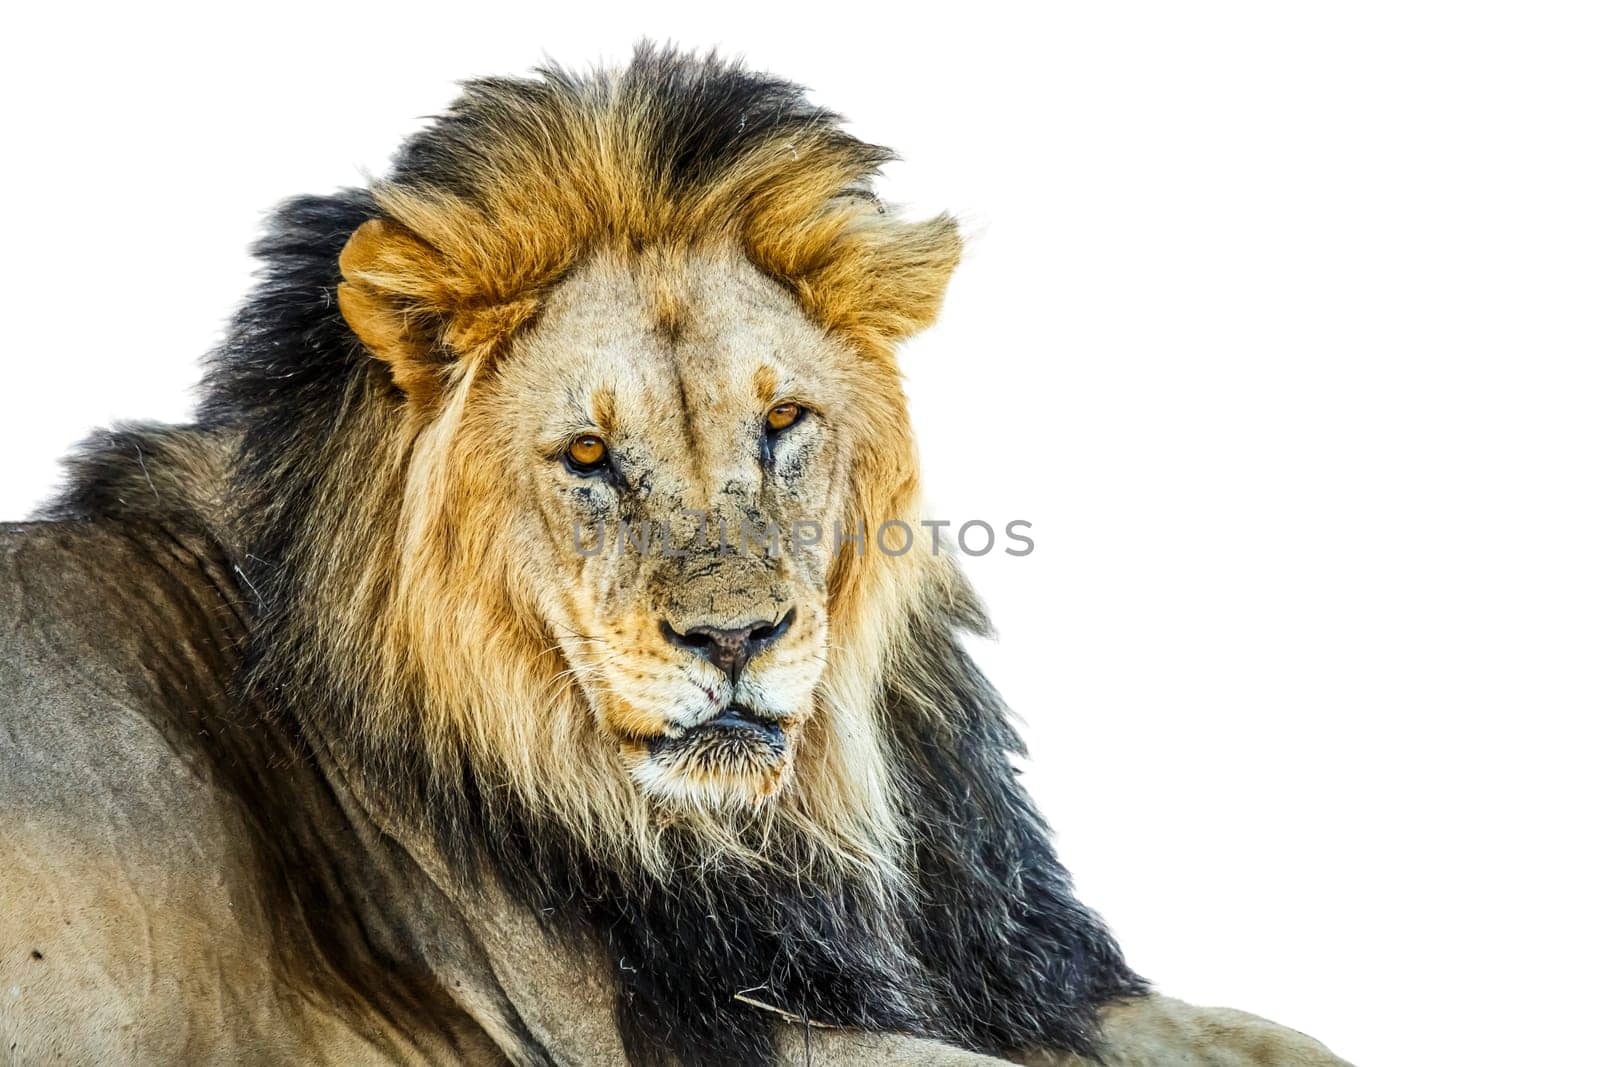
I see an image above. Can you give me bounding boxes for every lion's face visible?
[332,60,958,857]
[465,249,870,808]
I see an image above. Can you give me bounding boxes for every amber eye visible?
[766,402,804,433]
[565,434,609,472]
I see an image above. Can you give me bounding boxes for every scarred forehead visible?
[499,249,851,461]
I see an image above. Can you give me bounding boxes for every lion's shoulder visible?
[0,520,512,1063]
[0,521,300,1060]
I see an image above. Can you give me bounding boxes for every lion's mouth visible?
[622,705,794,805]
[648,705,785,759]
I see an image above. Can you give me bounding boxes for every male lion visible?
[0,47,1352,1066]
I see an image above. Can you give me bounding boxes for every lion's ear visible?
[798,214,963,351]
[337,218,454,399]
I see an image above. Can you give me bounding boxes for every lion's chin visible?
[621,711,794,810]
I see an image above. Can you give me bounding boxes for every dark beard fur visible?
[355,590,1146,1067]
[47,63,1147,1065]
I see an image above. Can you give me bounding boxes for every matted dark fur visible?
[47,47,1146,1066]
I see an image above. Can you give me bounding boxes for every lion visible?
[0,47,1352,1066]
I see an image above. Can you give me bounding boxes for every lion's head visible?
[223,47,961,880]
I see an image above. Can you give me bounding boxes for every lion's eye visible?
[565,434,609,474]
[765,403,804,433]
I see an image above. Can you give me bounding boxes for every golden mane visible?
[336,47,961,389]
[250,47,970,886]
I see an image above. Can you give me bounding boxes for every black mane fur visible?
[50,47,1144,1066]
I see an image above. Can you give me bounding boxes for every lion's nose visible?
[660,608,796,681]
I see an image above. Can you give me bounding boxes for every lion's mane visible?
[50,46,1143,1067]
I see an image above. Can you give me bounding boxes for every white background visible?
[3,4,1595,1064]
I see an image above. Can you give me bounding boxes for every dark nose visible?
[660,608,796,681]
